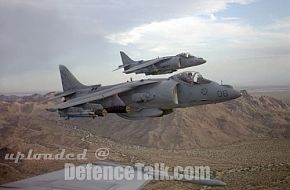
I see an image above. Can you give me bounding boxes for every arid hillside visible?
[0,91,289,150]
[64,90,290,149]
[0,92,290,189]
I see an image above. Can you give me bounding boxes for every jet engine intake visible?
[132,92,154,103]
[145,80,179,105]
[160,56,181,68]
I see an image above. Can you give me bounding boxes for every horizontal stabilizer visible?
[113,64,132,72]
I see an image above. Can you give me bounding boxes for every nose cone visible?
[195,57,206,65]
[221,85,241,100]
[232,89,242,99]
[200,58,207,64]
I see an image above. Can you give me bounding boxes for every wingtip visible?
[113,65,124,72]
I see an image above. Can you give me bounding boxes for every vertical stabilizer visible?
[120,51,136,70]
[59,65,86,92]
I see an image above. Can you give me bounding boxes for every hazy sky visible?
[0,0,290,93]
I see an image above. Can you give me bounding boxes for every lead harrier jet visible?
[114,51,206,75]
[47,65,241,120]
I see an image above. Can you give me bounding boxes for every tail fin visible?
[59,65,86,92]
[120,51,136,70]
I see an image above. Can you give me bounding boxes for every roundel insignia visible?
[201,88,208,95]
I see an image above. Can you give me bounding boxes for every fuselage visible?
[126,54,206,75]
[68,72,240,115]
[118,76,241,110]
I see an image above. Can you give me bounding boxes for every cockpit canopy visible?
[177,52,193,58]
[173,71,211,84]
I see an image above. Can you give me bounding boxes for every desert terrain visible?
[244,86,290,104]
[0,91,289,189]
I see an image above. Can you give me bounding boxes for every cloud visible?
[265,18,290,31]
[0,1,79,73]
[1,0,290,92]
[106,16,290,57]
[0,0,256,72]
[106,16,250,49]
[22,0,255,33]
[0,0,256,66]
[1,0,254,69]
[105,15,290,86]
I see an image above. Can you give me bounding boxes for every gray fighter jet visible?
[47,65,241,120]
[114,51,206,75]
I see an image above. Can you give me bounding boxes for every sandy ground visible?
[142,138,290,190]
[1,127,289,190]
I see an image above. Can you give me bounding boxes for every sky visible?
[0,0,290,93]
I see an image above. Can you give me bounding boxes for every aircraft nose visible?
[232,89,242,99]
[222,85,241,100]
[199,58,206,64]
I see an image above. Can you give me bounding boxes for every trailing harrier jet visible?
[114,51,206,75]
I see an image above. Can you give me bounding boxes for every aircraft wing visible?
[54,90,76,98]
[125,57,171,73]
[0,163,151,190]
[48,80,159,110]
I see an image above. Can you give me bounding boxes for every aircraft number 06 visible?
[217,90,228,97]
